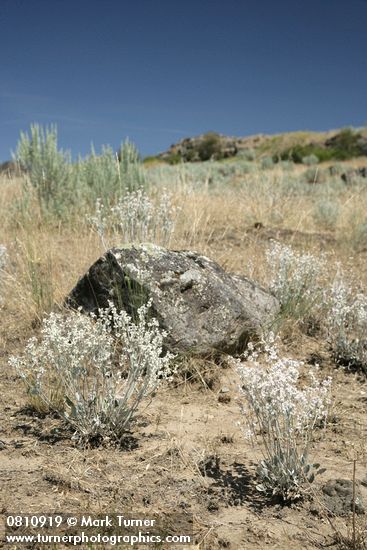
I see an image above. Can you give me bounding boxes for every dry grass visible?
[1,160,367,549]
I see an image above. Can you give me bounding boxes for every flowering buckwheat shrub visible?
[266,241,326,321]
[89,189,178,249]
[9,302,174,443]
[234,336,332,501]
[326,273,367,373]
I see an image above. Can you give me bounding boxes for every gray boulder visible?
[65,244,279,355]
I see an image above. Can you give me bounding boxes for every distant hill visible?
[156,127,367,164]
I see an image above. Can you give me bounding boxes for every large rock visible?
[65,244,279,355]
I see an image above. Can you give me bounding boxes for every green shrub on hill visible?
[276,128,367,164]
[276,144,335,163]
[302,154,319,166]
[197,132,223,161]
[166,152,183,165]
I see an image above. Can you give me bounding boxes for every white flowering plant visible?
[234,336,332,502]
[9,301,175,443]
[89,189,178,249]
[326,272,367,373]
[266,241,326,322]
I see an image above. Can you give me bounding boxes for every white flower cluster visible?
[266,241,326,320]
[9,302,175,443]
[326,272,367,372]
[234,336,332,500]
[89,189,178,249]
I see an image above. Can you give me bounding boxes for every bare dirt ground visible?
[1,166,367,549]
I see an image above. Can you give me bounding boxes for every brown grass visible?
[1,162,367,549]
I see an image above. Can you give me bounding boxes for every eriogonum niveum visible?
[233,336,332,501]
[326,271,367,373]
[89,189,178,249]
[9,301,175,443]
[266,241,326,321]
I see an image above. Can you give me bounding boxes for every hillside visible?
[157,126,367,164]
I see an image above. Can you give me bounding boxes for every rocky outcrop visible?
[158,132,268,162]
[160,132,240,162]
[65,244,279,356]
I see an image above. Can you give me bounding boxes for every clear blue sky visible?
[1,0,366,160]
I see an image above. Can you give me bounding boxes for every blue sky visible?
[1,0,366,160]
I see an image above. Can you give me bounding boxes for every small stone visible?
[207,500,219,512]
[218,393,231,404]
[322,479,365,516]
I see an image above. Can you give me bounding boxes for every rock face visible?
[160,133,240,162]
[158,132,266,163]
[65,244,279,355]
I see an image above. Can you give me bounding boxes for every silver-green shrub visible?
[70,141,147,207]
[15,125,148,217]
[234,337,331,501]
[15,124,73,216]
[261,156,274,170]
[9,302,174,443]
[118,139,147,193]
[237,148,256,161]
[312,199,340,230]
[74,145,121,206]
[302,154,319,166]
[279,160,294,171]
[146,158,258,190]
[75,140,147,207]
[350,219,367,252]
